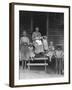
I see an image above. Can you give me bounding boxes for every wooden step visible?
[27,63,48,66]
[33,58,48,60]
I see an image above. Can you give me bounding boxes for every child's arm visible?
[61,51,64,58]
[54,50,57,58]
[20,38,22,45]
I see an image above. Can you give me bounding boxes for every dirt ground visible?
[19,65,64,79]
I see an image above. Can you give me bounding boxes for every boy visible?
[55,46,64,74]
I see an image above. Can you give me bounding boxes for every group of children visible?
[19,27,64,75]
[45,41,64,74]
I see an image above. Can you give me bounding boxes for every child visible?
[28,43,35,61]
[42,36,48,51]
[45,41,55,62]
[20,31,30,69]
[55,46,64,74]
[49,41,55,51]
[45,50,55,62]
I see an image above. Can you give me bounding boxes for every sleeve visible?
[61,51,64,57]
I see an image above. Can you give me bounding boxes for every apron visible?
[33,39,44,54]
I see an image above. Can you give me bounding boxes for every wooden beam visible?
[27,63,48,66]
[31,14,33,33]
[46,14,49,37]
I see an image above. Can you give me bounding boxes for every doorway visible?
[33,12,47,36]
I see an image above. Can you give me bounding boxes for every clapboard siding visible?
[48,27,64,50]
[19,11,64,49]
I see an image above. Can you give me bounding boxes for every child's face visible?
[57,48,61,50]
[50,42,53,46]
[35,27,39,32]
[23,31,26,36]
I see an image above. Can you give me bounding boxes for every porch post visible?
[46,14,49,37]
[31,14,33,33]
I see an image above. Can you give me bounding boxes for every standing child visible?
[42,36,48,52]
[55,46,64,74]
[20,31,30,69]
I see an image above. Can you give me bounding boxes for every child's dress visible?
[20,36,30,61]
[49,45,55,51]
[45,50,55,62]
[42,37,48,51]
[28,45,35,60]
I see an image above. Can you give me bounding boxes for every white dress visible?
[45,50,55,61]
[42,38,48,51]
[28,46,35,58]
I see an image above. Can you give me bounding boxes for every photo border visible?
[9,2,70,87]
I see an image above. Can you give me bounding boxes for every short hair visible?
[35,27,39,30]
[56,45,62,50]
[23,30,26,33]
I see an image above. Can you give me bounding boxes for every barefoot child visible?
[28,43,35,61]
[20,31,30,69]
[55,46,64,74]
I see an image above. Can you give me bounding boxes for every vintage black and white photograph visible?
[19,11,64,79]
[9,3,70,87]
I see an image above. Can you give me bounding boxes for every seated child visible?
[45,41,55,62]
[49,41,55,51]
[45,50,55,62]
[55,46,64,74]
[28,43,35,61]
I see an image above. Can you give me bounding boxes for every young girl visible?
[45,41,55,62]
[28,43,35,61]
[42,36,48,51]
[48,41,55,51]
[20,31,30,69]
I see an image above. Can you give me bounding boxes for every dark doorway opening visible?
[33,12,47,36]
